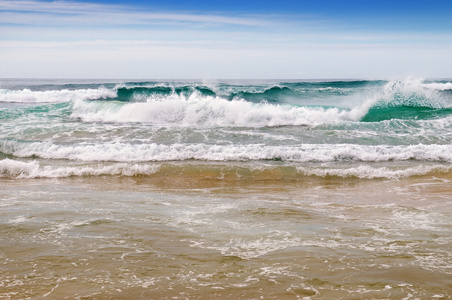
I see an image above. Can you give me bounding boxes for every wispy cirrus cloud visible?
[0,0,269,27]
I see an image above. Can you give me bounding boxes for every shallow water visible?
[1,175,451,299]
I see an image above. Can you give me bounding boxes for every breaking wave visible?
[2,140,452,163]
[0,87,116,103]
[2,79,451,127]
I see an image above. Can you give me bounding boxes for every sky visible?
[1,0,451,79]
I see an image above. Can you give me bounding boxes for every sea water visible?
[0,78,451,299]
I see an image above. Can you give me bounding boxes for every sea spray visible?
[71,95,354,126]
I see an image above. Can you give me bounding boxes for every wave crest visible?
[0,87,116,103]
[71,94,355,127]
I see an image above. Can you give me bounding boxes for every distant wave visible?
[0,80,383,104]
[115,85,216,102]
[0,87,115,103]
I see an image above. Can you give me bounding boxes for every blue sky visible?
[1,0,451,79]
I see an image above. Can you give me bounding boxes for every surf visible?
[1,157,451,180]
[358,78,451,122]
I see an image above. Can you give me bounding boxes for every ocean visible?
[1,78,451,299]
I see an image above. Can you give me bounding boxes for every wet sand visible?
[1,175,451,299]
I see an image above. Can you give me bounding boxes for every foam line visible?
[2,141,452,163]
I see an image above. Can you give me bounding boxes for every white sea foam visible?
[0,87,116,103]
[296,165,451,179]
[382,79,447,108]
[422,82,452,91]
[0,158,160,178]
[3,140,452,165]
[190,234,302,259]
[71,93,360,127]
[420,114,452,129]
[0,158,39,177]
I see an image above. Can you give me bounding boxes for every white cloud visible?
[0,0,268,27]
[2,37,451,79]
[1,0,451,79]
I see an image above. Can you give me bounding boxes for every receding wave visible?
[296,164,451,179]
[1,158,450,180]
[0,159,159,178]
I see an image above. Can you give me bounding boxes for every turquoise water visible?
[1,78,452,177]
[0,78,451,299]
